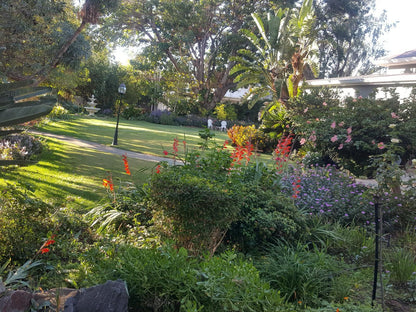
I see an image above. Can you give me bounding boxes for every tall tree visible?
[231,0,317,106]
[105,0,296,112]
[0,0,119,84]
[315,0,389,78]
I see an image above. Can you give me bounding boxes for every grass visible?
[36,115,231,157]
[1,115,273,211]
[0,135,156,212]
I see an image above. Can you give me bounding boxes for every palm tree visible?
[231,0,316,107]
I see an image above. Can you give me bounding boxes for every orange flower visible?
[45,239,55,247]
[122,154,131,175]
[41,248,50,254]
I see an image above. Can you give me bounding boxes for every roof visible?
[305,73,416,88]
[375,49,416,67]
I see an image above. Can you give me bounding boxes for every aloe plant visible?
[0,80,56,128]
[0,80,56,166]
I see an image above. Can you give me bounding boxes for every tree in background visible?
[104,0,297,113]
[0,0,119,85]
[315,0,390,78]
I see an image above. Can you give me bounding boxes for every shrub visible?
[121,104,145,120]
[0,134,43,161]
[385,247,416,286]
[280,165,374,227]
[46,104,70,120]
[290,88,416,177]
[149,164,242,255]
[258,242,351,307]
[0,186,54,264]
[78,244,286,311]
[227,124,277,152]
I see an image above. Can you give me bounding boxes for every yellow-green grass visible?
[0,136,156,212]
[37,115,231,157]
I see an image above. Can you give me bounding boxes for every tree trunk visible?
[33,20,87,86]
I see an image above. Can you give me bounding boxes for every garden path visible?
[30,130,179,165]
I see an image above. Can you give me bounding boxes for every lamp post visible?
[112,83,126,146]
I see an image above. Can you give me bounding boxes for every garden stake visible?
[371,197,385,311]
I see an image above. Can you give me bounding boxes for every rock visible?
[63,280,129,312]
[0,290,32,312]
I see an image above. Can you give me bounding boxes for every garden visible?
[2,0,416,311]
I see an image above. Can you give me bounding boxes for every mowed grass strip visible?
[37,115,231,156]
[0,135,156,211]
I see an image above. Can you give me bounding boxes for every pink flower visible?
[309,134,317,142]
[347,127,352,134]
[306,120,311,124]
[353,99,357,102]
[331,135,338,142]
[300,138,307,145]
[338,144,343,149]
[338,122,345,127]
[391,112,399,119]
[345,135,352,143]
[303,107,308,113]
[331,121,336,129]
[323,102,327,106]
[378,142,385,149]
[358,96,363,99]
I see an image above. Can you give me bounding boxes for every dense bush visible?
[227,124,278,153]
[258,242,352,307]
[289,88,416,177]
[121,104,146,120]
[281,164,374,227]
[0,133,43,162]
[0,186,54,264]
[149,146,242,255]
[78,244,287,311]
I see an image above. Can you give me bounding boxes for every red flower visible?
[122,154,131,175]
[45,239,55,247]
[163,150,169,156]
[41,248,50,254]
[173,138,179,154]
[156,165,161,174]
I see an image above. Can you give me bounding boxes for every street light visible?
[112,83,126,146]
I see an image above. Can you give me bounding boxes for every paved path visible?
[30,131,178,165]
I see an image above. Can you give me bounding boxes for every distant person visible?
[207,118,213,129]
[220,120,227,131]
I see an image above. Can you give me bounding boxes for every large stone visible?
[63,280,129,312]
[0,290,32,312]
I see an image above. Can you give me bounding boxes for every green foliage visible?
[385,247,416,286]
[227,124,277,152]
[0,81,56,128]
[0,259,43,290]
[213,104,237,121]
[149,160,242,254]
[46,104,70,120]
[258,242,351,307]
[78,244,286,311]
[315,0,389,77]
[290,88,416,177]
[226,163,304,253]
[0,186,53,264]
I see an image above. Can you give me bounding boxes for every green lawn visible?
[37,115,231,156]
[1,115,273,211]
[0,134,157,212]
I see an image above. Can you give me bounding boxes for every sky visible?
[113,0,416,64]
[376,0,416,56]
